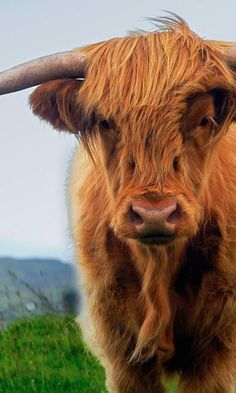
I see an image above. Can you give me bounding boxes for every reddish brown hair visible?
[30,17,236,392]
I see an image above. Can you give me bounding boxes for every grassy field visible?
[0,315,177,393]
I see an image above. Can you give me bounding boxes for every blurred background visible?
[1,0,236,324]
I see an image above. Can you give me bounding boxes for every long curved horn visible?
[0,50,85,95]
[208,40,236,70]
[223,45,236,69]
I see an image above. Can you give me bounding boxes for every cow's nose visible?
[130,201,181,243]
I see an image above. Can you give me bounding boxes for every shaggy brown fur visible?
[31,17,236,393]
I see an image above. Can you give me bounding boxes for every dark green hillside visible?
[0,257,74,288]
[0,257,79,324]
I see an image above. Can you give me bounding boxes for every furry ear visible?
[212,88,236,124]
[30,79,83,133]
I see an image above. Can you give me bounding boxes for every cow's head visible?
[1,17,236,248]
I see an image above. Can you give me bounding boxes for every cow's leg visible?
[79,302,166,393]
[105,356,166,393]
[176,352,236,393]
[177,376,234,393]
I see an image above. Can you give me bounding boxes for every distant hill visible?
[0,257,80,325]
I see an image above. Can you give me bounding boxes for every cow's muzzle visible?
[129,199,181,245]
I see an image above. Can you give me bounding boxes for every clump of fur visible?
[31,16,236,393]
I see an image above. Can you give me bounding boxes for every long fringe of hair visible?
[75,17,236,361]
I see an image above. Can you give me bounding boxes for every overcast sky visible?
[1,0,236,262]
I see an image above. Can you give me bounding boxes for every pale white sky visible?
[1,0,236,261]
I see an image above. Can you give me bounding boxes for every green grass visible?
[0,315,177,392]
[0,316,106,393]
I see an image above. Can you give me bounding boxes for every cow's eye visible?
[99,120,111,130]
[198,117,217,130]
[129,157,136,171]
[173,156,179,171]
[199,117,210,127]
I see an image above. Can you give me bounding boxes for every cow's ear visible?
[211,88,236,124]
[30,79,83,133]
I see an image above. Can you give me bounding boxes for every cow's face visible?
[30,31,236,247]
[87,89,234,247]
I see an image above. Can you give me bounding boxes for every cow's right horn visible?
[0,50,86,96]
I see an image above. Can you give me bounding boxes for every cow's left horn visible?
[223,45,236,70]
[208,41,236,70]
[0,50,85,95]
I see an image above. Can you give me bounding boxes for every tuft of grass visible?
[0,315,178,392]
[0,315,107,393]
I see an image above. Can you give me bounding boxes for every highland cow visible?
[1,16,236,393]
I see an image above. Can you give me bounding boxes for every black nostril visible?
[129,206,144,226]
[166,204,181,224]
